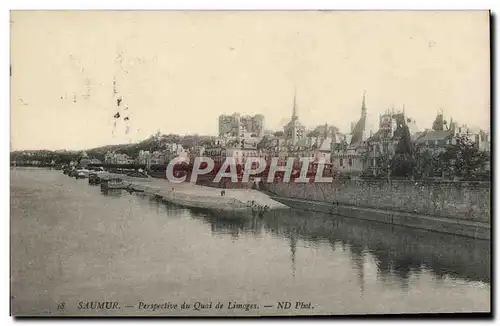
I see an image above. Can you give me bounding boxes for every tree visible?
[164,133,182,144]
[413,148,434,179]
[391,125,415,178]
[359,146,375,178]
[374,153,391,178]
[395,125,412,155]
[199,137,216,147]
[307,130,320,138]
[442,135,489,179]
[390,153,415,179]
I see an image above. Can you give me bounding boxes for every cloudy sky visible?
[10,11,490,150]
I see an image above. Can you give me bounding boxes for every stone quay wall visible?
[265,180,491,223]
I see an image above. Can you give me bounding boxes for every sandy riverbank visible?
[101,173,289,212]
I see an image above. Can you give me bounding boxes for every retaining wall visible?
[265,180,491,223]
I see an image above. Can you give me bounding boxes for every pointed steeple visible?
[361,90,367,117]
[292,87,298,120]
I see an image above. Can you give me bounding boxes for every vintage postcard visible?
[10,10,491,317]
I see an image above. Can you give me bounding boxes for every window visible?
[339,158,344,167]
[348,158,353,167]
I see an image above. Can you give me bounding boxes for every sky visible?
[10,11,490,151]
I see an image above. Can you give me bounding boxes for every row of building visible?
[103,143,188,167]
[207,91,491,176]
[73,91,490,177]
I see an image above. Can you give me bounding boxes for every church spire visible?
[361,91,367,117]
[292,87,298,120]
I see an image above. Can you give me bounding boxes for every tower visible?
[283,87,305,146]
[292,87,298,120]
[361,90,367,118]
[349,91,368,145]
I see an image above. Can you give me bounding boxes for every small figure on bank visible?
[221,190,226,196]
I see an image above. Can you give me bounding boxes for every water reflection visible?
[184,206,490,287]
[11,168,490,315]
[100,188,125,198]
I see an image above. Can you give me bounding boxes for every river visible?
[10,167,490,316]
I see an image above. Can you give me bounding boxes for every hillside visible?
[11,133,216,164]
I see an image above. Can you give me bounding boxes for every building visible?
[136,150,151,165]
[448,120,491,152]
[204,146,260,166]
[413,114,491,177]
[80,157,102,166]
[150,151,167,165]
[283,91,306,147]
[415,114,490,154]
[104,151,135,165]
[240,114,265,138]
[414,130,454,154]
[330,93,370,175]
[218,113,242,138]
[218,113,265,138]
[355,106,423,176]
[477,130,491,152]
[349,92,368,145]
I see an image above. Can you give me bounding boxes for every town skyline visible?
[10,92,490,152]
[11,11,490,151]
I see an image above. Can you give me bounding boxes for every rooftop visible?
[415,130,453,143]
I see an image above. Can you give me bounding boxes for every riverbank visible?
[121,175,490,239]
[267,195,490,240]
[99,173,288,217]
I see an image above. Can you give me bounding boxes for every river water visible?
[10,168,490,316]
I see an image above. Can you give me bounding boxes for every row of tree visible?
[11,132,219,165]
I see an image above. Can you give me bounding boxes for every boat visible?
[88,166,105,173]
[100,177,127,192]
[88,172,101,185]
[75,169,90,179]
[126,170,149,178]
